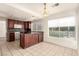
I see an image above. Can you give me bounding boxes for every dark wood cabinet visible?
[20,32,43,49]
[38,32,43,42]
[7,19,31,42]
[32,34,38,44]
[20,33,24,48]
[25,34,32,47]
[7,19,15,42]
[20,33,38,48]
[7,19,43,49]
[24,21,31,29]
[24,21,31,33]
[8,19,14,29]
[7,32,15,42]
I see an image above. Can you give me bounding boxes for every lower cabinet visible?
[20,33,24,48]
[20,32,43,49]
[7,32,15,42]
[25,34,33,47]
[38,32,43,42]
[32,34,38,44]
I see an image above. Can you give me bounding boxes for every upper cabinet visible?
[28,22,31,29]
[24,21,31,29]
[7,19,31,32]
[8,19,14,29]
[7,19,31,42]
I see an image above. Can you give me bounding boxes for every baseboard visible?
[44,41,76,50]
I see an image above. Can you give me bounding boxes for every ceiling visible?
[0,3,78,21]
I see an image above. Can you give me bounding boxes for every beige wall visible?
[0,18,7,38]
[31,20,44,31]
[76,6,79,49]
[42,11,77,49]
[32,11,77,49]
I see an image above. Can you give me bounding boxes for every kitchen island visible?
[20,32,43,49]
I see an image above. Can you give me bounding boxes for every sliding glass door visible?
[48,16,76,39]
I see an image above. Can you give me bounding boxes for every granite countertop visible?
[8,28,24,32]
[20,31,43,35]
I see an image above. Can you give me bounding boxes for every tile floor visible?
[0,38,79,56]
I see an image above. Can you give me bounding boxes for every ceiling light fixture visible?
[43,3,48,17]
[43,3,59,17]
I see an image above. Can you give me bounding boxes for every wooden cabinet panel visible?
[29,23,31,29]
[20,33,24,48]
[24,22,31,29]
[20,32,43,49]
[7,32,15,42]
[32,34,38,44]
[24,22,27,29]
[8,19,14,29]
[7,19,32,42]
[25,34,32,47]
[38,32,43,42]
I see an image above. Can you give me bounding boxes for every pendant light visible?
[43,3,48,17]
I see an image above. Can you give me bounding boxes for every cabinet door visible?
[38,33,43,42]
[8,20,14,29]
[25,34,32,47]
[8,33,15,42]
[29,22,31,29]
[20,33,24,48]
[27,22,31,29]
[24,22,28,29]
[32,34,38,44]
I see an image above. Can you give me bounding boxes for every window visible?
[48,16,76,39]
